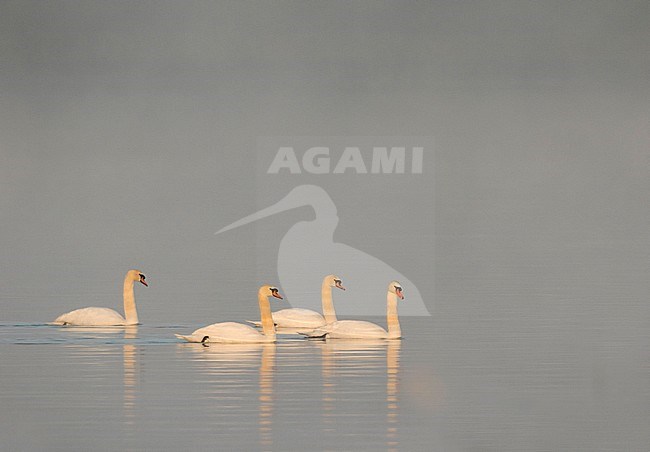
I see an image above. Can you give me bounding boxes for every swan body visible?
[53,270,147,326]
[54,307,129,326]
[301,281,403,340]
[303,319,392,339]
[176,285,282,344]
[249,275,345,328]
[270,308,329,328]
[177,322,274,344]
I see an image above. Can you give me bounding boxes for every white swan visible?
[53,270,148,326]
[300,281,403,339]
[249,274,345,328]
[175,285,283,343]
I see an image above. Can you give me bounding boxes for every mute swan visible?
[175,285,283,343]
[53,270,148,326]
[249,275,345,328]
[300,281,403,339]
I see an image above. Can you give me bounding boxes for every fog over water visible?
[1,1,648,450]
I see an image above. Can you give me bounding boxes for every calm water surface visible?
[1,320,435,451]
[0,308,647,451]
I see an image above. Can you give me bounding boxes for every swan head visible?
[388,281,404,300]
[260,285,283,300]
[325,274,346,291]
[127,269,148,287]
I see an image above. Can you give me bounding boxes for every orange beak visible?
[396,288,404,300]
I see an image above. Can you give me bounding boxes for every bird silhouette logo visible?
[216,185,432,316]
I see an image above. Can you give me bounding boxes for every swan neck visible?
[123,277,139,325]
[258,291,276,339]
[321,280,337,323]
[386,292,401,339]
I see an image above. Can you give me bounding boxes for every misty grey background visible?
[1,1,649,450]
[241,136,434,316]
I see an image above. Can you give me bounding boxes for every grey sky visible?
[1,1,648,323]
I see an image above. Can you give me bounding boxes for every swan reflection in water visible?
[178,337,401,449]
[318,339,401,451]
[57,326,141,424]
[181,342,276,449]
[122,326,139,423]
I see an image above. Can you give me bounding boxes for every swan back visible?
[271,308,325,328]
[188,322,273,343]
[303,320,389,339]
[53,307,126,326]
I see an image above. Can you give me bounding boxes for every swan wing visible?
[272,308,325,328]
[301,320,388,339]
[175,334,201,342]
[177,322,273,343]
[53,307,126,326]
